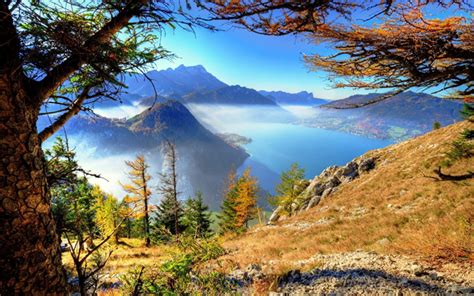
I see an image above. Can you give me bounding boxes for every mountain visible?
[183,85,279,105]
[305,91,463,141]
[259,90,327,105]
[220,120,474,292]
[124,65,227,98]
[51,101,248,209]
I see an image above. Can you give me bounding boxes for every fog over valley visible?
[38,65,464,210]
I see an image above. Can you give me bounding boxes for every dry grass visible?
[62,238,176,282]
[219,120,474,273]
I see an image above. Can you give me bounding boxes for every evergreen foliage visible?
[154,141,183,241]
[182,192,212,238]
[271,163,306,215]
[460,103,474,121]
[218,170,239,234]
[218,168,259,234]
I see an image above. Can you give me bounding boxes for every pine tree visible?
[155,141,183,240]
[182,192,212,238]
[460,103,474,121]
[234,168,258,230]
[121,155,152,247]
[218,170,239,234]
[271,163,305,215]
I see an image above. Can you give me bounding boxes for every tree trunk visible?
[0,75,67,292]
[143,193,150,247]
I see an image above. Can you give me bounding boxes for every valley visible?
[2,2,472,294]
[39,65,463,209]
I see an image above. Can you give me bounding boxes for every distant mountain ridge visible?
[124,65,227,97]
[99,65,323,108]
[50,101,248,209]
[305,91,463,141]
[259,90,327,106]
[184,85,278,105]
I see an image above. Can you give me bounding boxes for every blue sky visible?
[151,4,468,100]
[153,26,371,100]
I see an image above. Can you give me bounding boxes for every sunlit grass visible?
[218,121,474,273]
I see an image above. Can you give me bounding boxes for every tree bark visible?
[0,73,68,293]
[0,3,67,292]
[142,171,150,248]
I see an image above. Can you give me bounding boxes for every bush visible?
[461,129,474,140]
[441,135,474,167]
[121,237,232,295]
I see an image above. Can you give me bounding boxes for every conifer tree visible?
[122,155,152,247]
[218,168,259,233]
[234,168,258,230]
[182,192,212,238]
[218,170,239,234]
[271,163,306,215]
[155,141,183,239]
[461,103,474,121]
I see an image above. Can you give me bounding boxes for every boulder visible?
[336,161,359,183]
[321,187,333,200]
[306,195,321,210]
[358,157,376,173]
[268,205,283,224]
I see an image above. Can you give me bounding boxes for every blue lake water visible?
[233,122,392,194]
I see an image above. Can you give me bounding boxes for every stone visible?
[268,206,283,224]
[336,161,359,183]
[376,238,390,246]
[306,195,321,210]
[321,188,333,200]
[358,157,376,173]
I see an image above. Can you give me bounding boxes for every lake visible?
[185,104,392,194]
[229,122,392,194]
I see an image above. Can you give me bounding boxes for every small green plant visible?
[433,121,441,130]
[442,137,474,167]
[461,129,474,140]
[460,103,474,121]
[121,237,232,295]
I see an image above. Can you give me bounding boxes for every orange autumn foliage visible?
[234,168,259,229]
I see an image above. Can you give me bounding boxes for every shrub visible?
[441,136,474,167]
[120,237,232,295]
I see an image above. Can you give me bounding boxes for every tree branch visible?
[34,0,148,103]
[38,85,92,142]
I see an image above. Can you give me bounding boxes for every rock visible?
[358,157,376,173]
[321,188,333,200]
[320,165,339,179]
[245,264,265,280]
[306,195,321,210]
[268,206,283,224]
[336,161,359,183]
[377,238,390,246]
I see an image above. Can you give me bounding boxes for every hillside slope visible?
[219,120,473,293]
[305,91,463,141]
[49,101,248,209]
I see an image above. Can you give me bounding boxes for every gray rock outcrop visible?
[268,156,377,223]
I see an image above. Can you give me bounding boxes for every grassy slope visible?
[220,120,473,274]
